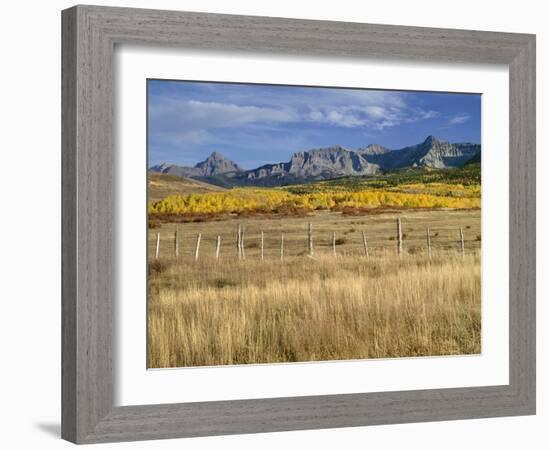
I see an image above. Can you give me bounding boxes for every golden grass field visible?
[147,209,481,368]
[148,173,224,202]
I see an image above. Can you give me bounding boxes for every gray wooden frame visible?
[62,5,536,444]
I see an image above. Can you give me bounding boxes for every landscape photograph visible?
[147,79,482,369]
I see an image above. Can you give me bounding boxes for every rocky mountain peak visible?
[413,136,478,169]
[150,162,175,173]
[149,136,481,187]
[194,151,241,176]
[423,135,440,145]
[286,145,380,178]
[359,144,391,155]
[207,151,226,160]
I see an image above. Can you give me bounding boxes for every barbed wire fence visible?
[150,217,480,262]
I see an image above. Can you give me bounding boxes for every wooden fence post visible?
[426,227,432,259]
[174,226,179,258]
[215,235,221,259]
[241,226,246,259]
[308,222,313,256]
[396,217,403,257]
[332,231,336,257]
[155,231,160,259]
[260,231,264,260]
[194,233,201,261]
[459,227,465,258]
[237,224,242,259]
[362,231,369,257]
[280,232,284,261]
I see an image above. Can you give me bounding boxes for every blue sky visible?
[148,79,481,169]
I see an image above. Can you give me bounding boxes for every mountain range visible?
[150,136,481,187]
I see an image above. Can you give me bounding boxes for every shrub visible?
[147,182,481,223]
[148,217,161,229]
[149,259,168,276]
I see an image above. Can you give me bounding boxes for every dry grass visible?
[148,172,224,202]
[148,209,481,260]
[148,252,481,368]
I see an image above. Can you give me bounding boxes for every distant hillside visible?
[283,163,481,195]
[464,151,481,165]
[150,136,481,187]
[148,172,224,202]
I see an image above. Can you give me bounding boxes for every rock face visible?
[369,136,481,170]
[246,145,381,181]
[408,136,480,169]
[357,143,391,155]
[194,151,242,176]
[150,151,242,178]
[150,136,481,186]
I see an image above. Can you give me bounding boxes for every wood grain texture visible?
[61,7,77,443]
[62,5,114,443]
[61,5,536,444]
[508,35,536,409]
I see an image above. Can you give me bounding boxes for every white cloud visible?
[303,104,439,130]
[149,98,299,134]
[326,110,364,128]
[448,113,470,125]
[364,105,387,119]
[149,88,440,136]
[419,110,440,120]
[308,110,324,121]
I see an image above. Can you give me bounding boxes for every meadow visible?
[147,208,481,368]
[147,165,482,367]
[148,250,480,368]
[148,172,224,202]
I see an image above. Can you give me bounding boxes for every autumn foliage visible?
[148,186,480,217]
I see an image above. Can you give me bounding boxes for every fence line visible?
[150,217,478,261]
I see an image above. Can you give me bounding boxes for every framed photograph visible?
[62,5,536,444]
